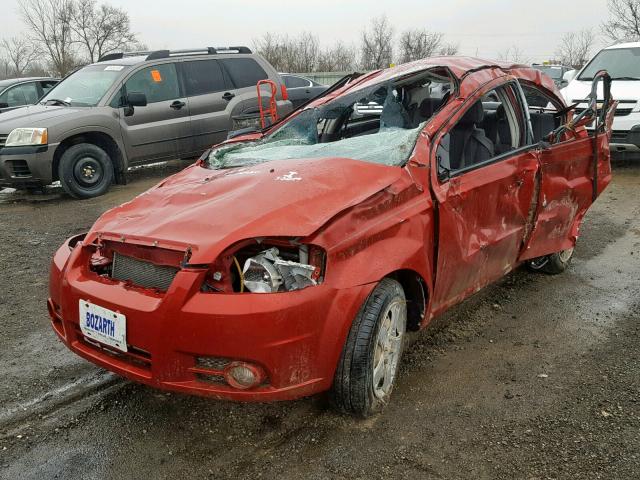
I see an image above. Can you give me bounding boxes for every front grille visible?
[8,160,31,177]
[575,107,633,117]
[0,134,7,148]
[111,251,179,291]
[611,130,629,142]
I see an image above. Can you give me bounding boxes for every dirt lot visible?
[0,162,638,480]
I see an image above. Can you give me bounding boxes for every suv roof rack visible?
[98,46,252,63]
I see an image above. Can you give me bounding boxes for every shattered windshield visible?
[207,68,453,169]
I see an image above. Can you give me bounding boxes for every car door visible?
[0,82,40,112]
[119,62,191,164]
[430,82,539,313]
[179,58,236,155]
[518,73,616,261]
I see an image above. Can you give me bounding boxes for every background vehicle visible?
[0,47,291,198]
[280,73,328,108]
[0,77,59,113]
[561,42,640,159]
[49,57,615,417]
[531,64,573,88]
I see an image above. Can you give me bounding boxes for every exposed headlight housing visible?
[202,239,325,294]
[5,127,48,147]
[243,247,318,293]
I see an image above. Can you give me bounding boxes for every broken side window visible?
[207,68,454,170]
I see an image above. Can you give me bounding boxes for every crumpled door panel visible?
[519,72,616,261]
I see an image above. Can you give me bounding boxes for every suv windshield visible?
[578,47,640,80]
[41,64,127,107]
[207,68,453,170]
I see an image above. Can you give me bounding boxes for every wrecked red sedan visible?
[48,57,616,416]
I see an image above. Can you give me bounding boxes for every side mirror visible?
[563,70,577,83]
[126,92,147,107]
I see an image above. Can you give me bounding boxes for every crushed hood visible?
[89,158,403,263]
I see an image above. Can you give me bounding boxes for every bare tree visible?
[360,15,394,70]
[399,29,444,62]
[555,29,596,68]
[254,32,322,72]
[438,42,459,56]
[1,36,40,76]
[602,0,640,42]
[498,45,530,64]
[19,0,77,76]
[70,0,137,63]
[317,41,357,71]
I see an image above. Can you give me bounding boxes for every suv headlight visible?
[5,128,48,147]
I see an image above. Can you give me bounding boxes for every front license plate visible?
[79,300,127,352]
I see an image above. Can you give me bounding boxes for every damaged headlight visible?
[243,247,318,293]
[202,240,325,294]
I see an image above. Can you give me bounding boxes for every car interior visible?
[315,68,455,143]
[437,82,564,174]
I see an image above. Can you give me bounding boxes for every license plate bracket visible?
[79,300,127,352]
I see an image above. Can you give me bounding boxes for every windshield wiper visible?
[42,98,71,106]
[611,76,640,80]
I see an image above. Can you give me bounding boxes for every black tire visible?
[330,278,407,417]
[526,247,574,275]
[58,143,114,199]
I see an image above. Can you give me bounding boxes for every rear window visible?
[182,59,227,96]
[284,75,311,88]
[220,58,268,89]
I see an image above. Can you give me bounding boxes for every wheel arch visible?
[385,269,428,332]
[53,131,126,183]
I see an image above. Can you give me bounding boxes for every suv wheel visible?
[58,143,114,199]
[331,278,407,417]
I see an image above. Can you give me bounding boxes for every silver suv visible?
[0,47,292,198]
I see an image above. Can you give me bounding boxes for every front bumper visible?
[0,144,56,188]
[49,239,373,402]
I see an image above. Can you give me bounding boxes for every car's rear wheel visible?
[330,278,407,417]
[58,143,114,199]
[527,247,574,275]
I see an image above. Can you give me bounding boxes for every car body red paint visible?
[49,57,615,401]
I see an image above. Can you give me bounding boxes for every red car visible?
[48,57,616,416]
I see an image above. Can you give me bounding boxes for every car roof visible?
[93,56,149,67]
[0,77,58,88]
[368,56,548,83]
[604,41,640,50]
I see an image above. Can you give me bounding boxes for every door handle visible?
[515,178,525,188]
[222,92,235,101]
[170,100,186,110]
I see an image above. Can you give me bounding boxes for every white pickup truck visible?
[562,42,640,159]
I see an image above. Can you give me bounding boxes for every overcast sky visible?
[2,0,612,62]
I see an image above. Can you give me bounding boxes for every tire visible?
[526,247,574,275]
[58,143,114,199]
[330,278,407,417]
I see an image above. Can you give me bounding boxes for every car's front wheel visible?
[58,143,114,199]
[331,278,407,417]
[527,247,574,275]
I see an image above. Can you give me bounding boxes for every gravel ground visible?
[0,162,638,480]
